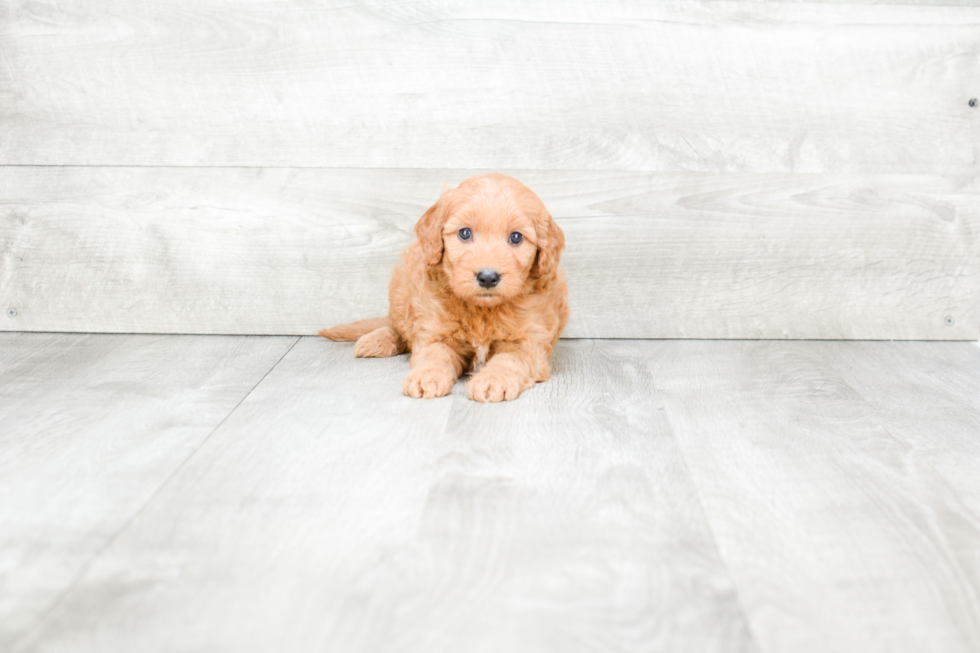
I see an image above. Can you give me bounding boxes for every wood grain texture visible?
[0,332,296,650]
[14,338,756,653]
[1,1,977,171]
[648,340,980,653]
[820,341,980,512]
[2,167,977,339]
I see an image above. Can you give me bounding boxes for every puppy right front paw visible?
[402,367,455,399]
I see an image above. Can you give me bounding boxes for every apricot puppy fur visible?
[319,173,568,402]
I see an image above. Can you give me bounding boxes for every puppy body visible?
[321,173,568,402]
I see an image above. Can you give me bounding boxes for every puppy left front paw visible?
[467,369,528,402]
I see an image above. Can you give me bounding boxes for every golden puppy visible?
[320,173,568,402]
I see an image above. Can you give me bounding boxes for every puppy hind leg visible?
[354,327,406,358]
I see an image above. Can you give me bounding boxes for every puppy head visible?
[414,173,564,307]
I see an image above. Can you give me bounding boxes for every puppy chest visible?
[445,310,517,369]
[472,341,490,372]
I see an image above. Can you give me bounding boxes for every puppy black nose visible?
[476,269,501,288]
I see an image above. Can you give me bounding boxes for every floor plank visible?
[822,342,980,504]
[0,333,297,649]
[647,340,980,653]
[15,338,756,653]
[819,341,980,602]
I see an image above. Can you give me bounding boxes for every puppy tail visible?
[318,317,389,342]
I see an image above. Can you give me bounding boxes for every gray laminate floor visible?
[2,333,978,653]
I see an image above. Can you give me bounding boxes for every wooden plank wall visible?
[1,1,978,338]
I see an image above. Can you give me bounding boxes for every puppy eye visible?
[509,232,523,245]
[458,228,472,241]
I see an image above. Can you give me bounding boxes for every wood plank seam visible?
[656,391,767,653]
[10,336,302,651]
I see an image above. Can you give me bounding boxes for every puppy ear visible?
[414,194,450,267]
[534,211,565,278]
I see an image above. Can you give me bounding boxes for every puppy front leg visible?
[402,342,463,399]
[468,343,549,403]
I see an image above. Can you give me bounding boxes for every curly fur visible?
[320,173,568,402]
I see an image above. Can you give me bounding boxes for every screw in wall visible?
[944,315,955,327]
[6,308,16,318]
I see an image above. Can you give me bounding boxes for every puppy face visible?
[414,174,562,307]
[441,196,537,306]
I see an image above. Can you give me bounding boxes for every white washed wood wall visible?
[1,1,978,338]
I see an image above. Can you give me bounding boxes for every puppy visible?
[320,173,568,402]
